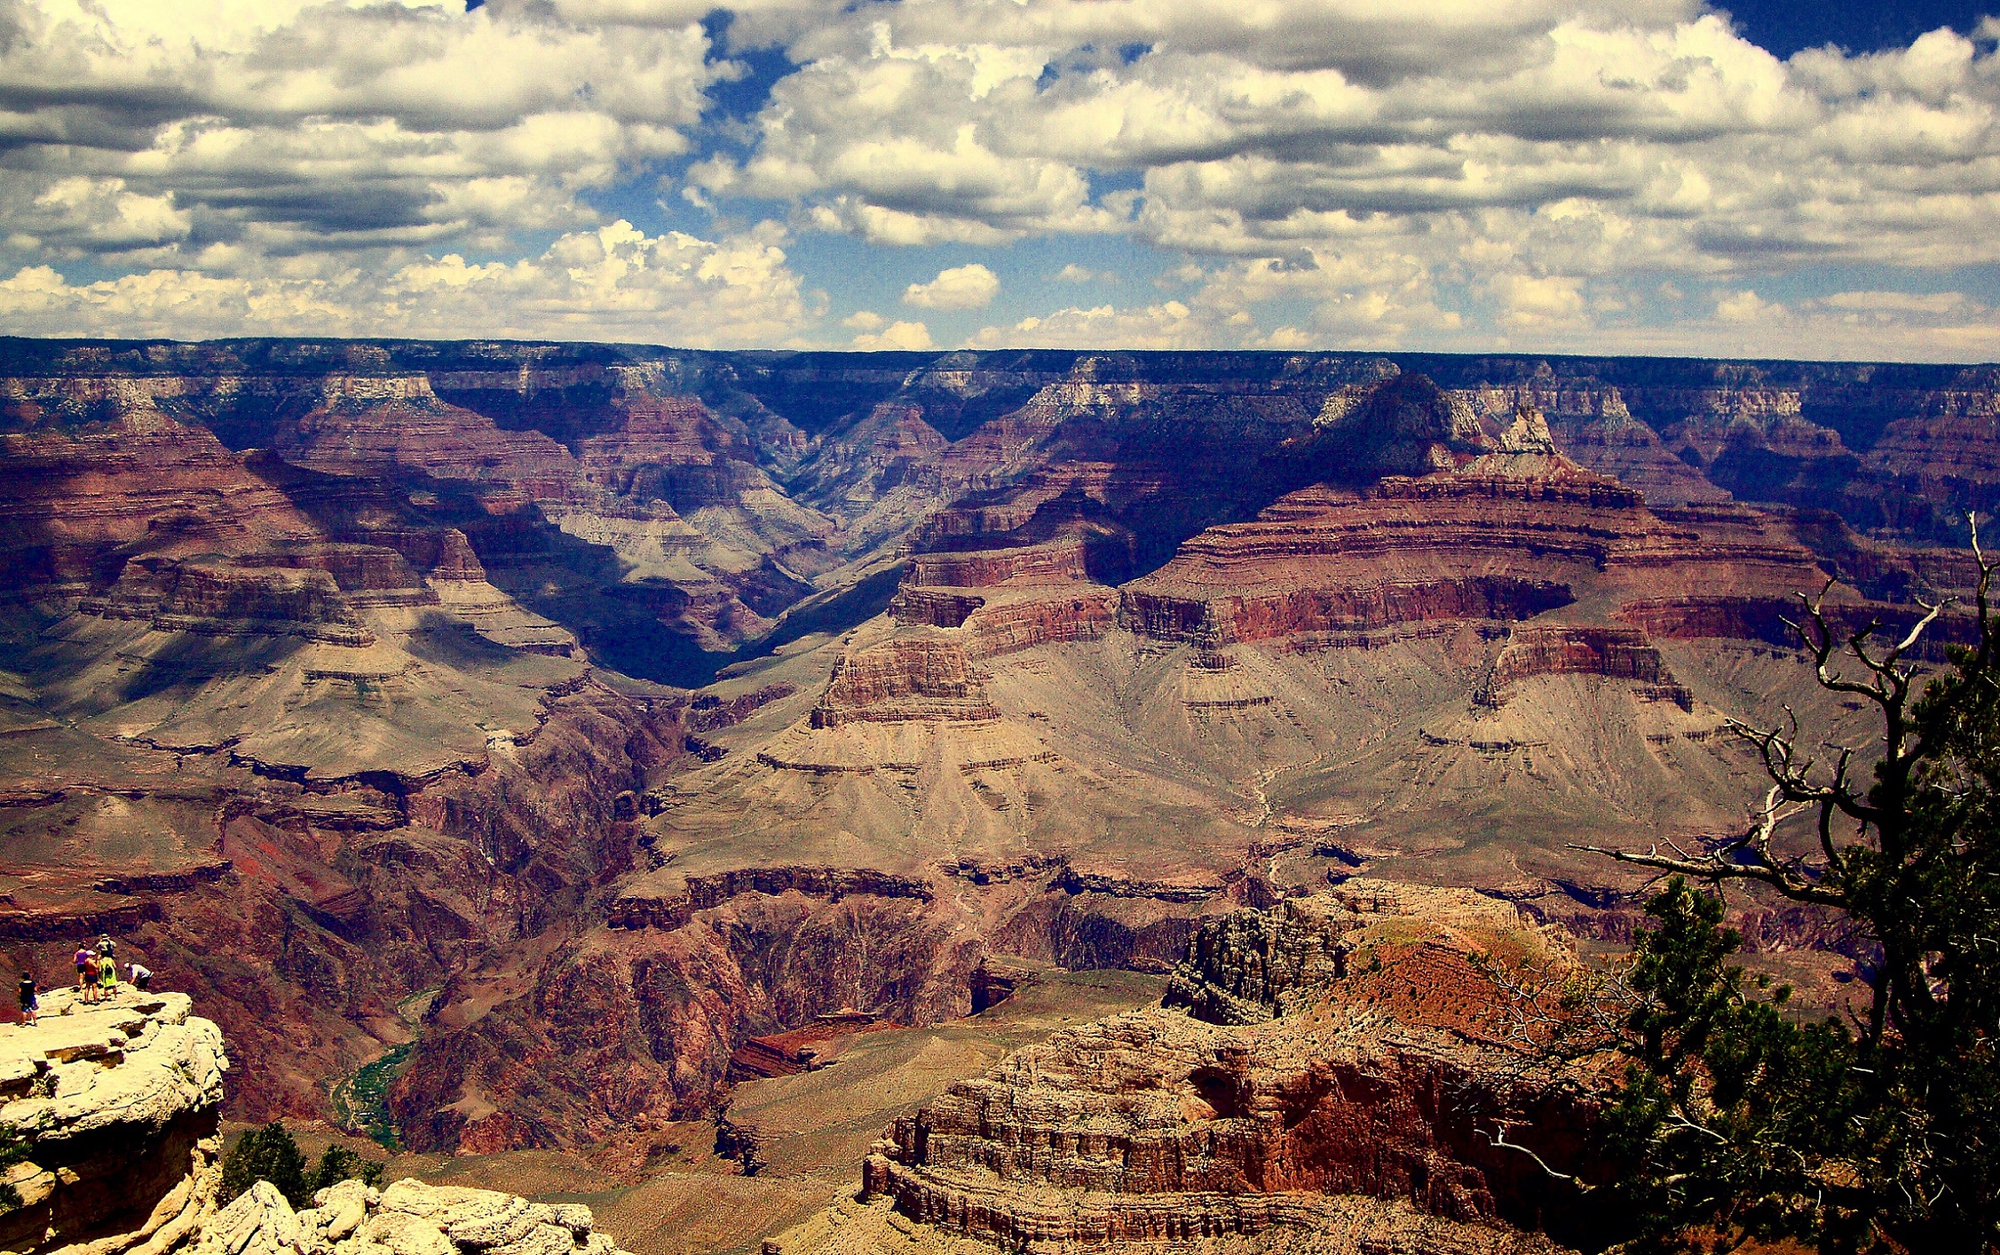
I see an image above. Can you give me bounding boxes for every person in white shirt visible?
[126,962,152,992]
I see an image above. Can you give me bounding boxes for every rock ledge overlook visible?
[0,989,227,1255]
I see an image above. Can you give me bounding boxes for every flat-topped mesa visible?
[82,555,378,646]
[902,541,1091,589]
[315,373,438,404]
[246,541,437,608]
[892,583,1120,660]
[193,1176,634,1255]
[809,636,1001,727]
[1478,625,1692,710]
[0,989,229,1255]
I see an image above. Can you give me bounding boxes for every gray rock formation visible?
[193,1178,632,1255]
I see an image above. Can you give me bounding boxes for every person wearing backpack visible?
[96,952,118,999]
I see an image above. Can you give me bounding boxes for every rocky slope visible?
[0,984,640,1255]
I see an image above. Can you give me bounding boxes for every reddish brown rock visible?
[1479,626,1689,710]
[0,407,322,601]
[809,636,1001,727]
[865,1006,1603,1249]
[1119,456,1835,651]
[856,886,1608,1252]
[274,379,584,507]
[727,1010,894,1080]
[387,881,982,1152]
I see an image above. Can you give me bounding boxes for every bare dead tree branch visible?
[1482,1123,1595,1190]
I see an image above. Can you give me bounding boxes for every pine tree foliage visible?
[1582,534,2000,1253]
[310,1144,384,1193]
[219,1122,309,1207]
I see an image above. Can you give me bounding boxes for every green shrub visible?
[0,1124,27,1213]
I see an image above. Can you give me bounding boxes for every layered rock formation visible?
[0,990,228,1255]
[861,1008,1596,1249]
[793,886,1609,1255]
[809,637,1001,728]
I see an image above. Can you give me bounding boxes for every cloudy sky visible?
[0,0,1996,359]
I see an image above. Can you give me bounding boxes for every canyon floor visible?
[240,967,1166,1255]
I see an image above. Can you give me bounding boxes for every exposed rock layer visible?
[1,340,1988,1158]
[853,886,1609,1253]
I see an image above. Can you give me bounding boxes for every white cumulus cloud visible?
[0,219,813,345]
[903,262,1000,309]
[852,318,935,350]
[0,0,1996,354]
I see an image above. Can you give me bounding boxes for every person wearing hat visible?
[75,945,97,1004]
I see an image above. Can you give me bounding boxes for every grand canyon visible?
[2,340,1993,1254]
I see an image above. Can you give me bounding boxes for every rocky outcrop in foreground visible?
[0,990,228,1255]
[193,1178,631,1255]
[800,886,1614,1255]
[861,1007,1599,1248]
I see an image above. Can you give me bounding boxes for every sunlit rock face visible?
[192,1178,635,1255]
[0,991,229,1255]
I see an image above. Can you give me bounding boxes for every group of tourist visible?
[13,935,153,1026]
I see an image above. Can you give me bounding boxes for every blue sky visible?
[0,0,1996,361]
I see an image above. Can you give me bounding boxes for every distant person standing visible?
[95,936,117,1003]
[16,973,36,1026]
[75,946,97,1003]
[126,962,151,992]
